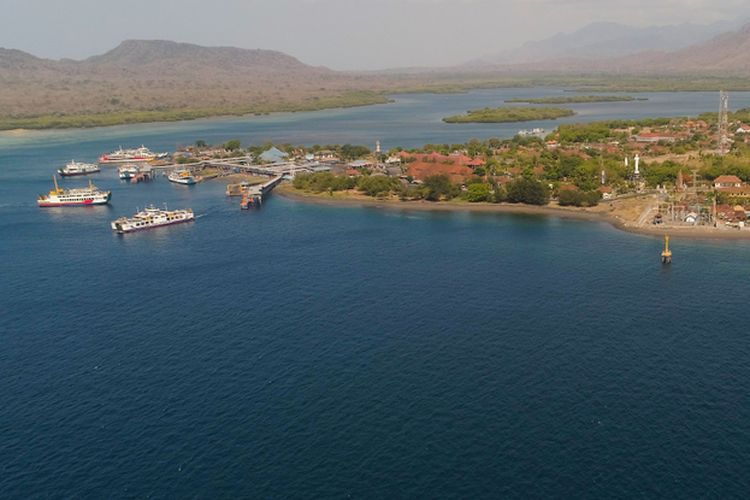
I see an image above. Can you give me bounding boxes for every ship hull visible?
[168,178,197,185]
[38,193,111,207]
[100,157,155,164]
[114,217,194,234]
[38,198,110,207]
[58,169,100,177]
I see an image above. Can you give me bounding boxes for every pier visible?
[240,175,284,210]
[153,157,311,178]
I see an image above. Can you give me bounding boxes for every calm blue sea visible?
[2,90,750,497]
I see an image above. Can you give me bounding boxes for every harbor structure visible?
[240,175,284,210]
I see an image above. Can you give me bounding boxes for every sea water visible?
[2,90,750,497]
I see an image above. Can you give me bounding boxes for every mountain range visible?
[0,40,381,121]
[468,20,750,76]
[473,20,745,65]
[5,22,750,128]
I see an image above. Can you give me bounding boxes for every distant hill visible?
[82,40,327,76]
[0,40,382,126]
[472,20,742,66]
[610,23,750,75]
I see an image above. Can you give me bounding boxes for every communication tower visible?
[719,90,730,155]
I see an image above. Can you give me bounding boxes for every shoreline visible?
[278,187,750,241]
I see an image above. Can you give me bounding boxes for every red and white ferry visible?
[37,177,111,207]
[99,145,167,164]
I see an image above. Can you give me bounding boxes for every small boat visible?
[38,177,111,207]
[111,205,194,234]
[58,160,100,177]
[168,169,198,185]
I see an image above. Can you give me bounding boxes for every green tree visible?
[464,183,491,202]
[507,178,550,205]
[224,139,241,151]
[340,144,371,160]
[423,174,458,201]
[357,175,395,196]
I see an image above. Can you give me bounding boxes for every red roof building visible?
[714,175,743,189]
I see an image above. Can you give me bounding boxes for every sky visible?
[0,0,748,70]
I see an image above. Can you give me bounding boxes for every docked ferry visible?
[37,177,111,207]
[99,146,167,164]
[168,169,198,185]
[58,160,100,177]
[111,206,194,234]
[118,165,141,180]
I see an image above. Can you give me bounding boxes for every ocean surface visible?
[3,89,750,497]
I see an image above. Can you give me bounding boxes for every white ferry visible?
[517,128,546,137]
[111,206,195,234]
[58,160,101,177]
[37,177,111,207]
[99,145,167,164]
[168,169,198,185]
[118,165,141,180]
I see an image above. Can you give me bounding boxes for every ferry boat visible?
[517,128,546,137]
[118,165,141,180]
[99,145,167,164]
[58,160,100,177]
[37,177,111,207]
[111,205,194,234]
[168,169,198,185]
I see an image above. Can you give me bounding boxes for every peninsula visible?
[193,107,750,239]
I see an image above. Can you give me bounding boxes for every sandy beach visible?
[278,186,750,241]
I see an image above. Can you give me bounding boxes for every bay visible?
[2,89,750,497]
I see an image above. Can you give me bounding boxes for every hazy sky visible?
[0,0,747,69]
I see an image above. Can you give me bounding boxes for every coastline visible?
[278,186,750,241]
[0,92,394,132]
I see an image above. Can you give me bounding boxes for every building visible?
[634,132,677,144]
[260,146,289,163]
[348,160,374,169]
[313,150,338,162]
[714,175,743,189]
